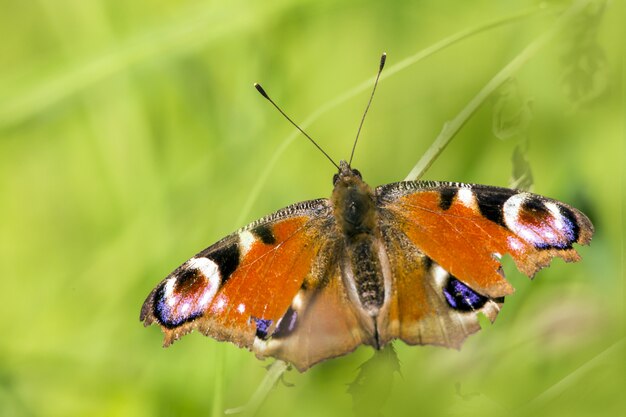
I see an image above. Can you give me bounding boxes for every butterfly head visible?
[333,160,363,186]
[331,160,375,237]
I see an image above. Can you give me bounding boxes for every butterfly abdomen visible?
[346,237,385,313]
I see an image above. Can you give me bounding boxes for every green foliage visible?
[0,1,622,416]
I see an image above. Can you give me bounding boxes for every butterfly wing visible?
[141,197,376,370]
[376,181,593,347]
[253,263,377,371]
[376,226,504,347]
[141,199,333,349]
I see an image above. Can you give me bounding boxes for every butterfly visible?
[140,54,594,371]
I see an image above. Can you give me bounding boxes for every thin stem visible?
[223,360,289,416]
[210,345,224,417]
[512,338,624,416]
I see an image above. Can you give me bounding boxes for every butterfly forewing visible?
[140,199,338,349]
[377,181,593,297]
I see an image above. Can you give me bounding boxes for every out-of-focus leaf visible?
[491,78,533,141]
[447,383,505,416]
[347,345,401,417]
[510,144,534,191]
[560,1,609,106]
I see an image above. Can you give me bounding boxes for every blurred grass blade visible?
[0,1,283,130]
[405,0,595,181]
[224,360,289,417]
[514,339,625,415]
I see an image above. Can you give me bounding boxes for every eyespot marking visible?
[253,318,273,340]
[154,258,221,328]
[443,276,488,312]
[504,194,578,250]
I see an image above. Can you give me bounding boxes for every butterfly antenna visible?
[254,83,340,170]
[348,52,386,166]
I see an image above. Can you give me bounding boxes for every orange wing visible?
[140,199,340,352]
[378,182,593,297]
[252,263,376,371]
[376,228,503,348]
[376,181,593,347]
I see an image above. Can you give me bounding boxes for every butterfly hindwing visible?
[376,224,503,348]
[252,263,378,371]
[140,198,337,350]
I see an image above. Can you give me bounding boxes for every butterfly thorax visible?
[331,161,385,315]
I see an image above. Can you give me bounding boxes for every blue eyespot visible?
[253,318,273,340]
[443,277,488,311]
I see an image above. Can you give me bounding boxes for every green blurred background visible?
[1,0,623,416]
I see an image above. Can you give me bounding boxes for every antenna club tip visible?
[254,83,270,99]
[379,52,387,69]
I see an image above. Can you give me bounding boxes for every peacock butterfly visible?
[140,54,594,371]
